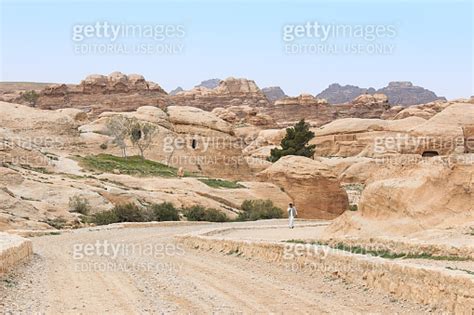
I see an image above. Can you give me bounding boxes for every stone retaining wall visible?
[178,232,474,314]
[0,232,33,274]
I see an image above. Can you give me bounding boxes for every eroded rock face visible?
[274,94,328,106]
[325,158,474,237]
[312,103,473,157]
[257,156,349,219]
[211,106,276,127]
[170,77,270,110]
[26,72,170,115]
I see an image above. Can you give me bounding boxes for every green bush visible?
[237,199,284,221]
[149,202,180,221]
[45,217,67,229]
[268,119,316,162]
[69,195,91,215]
[92,203,145,225]
[112,203,146,222]
[349,204,358,211]
[184,205,228,222]
[92,210,119,226]
[22,90,39,106]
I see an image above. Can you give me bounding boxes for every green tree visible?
[268,119,316,162]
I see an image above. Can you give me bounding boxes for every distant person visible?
[288,203,297,229]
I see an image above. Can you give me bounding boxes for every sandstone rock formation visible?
[274,93,328,106]
[312,103,473,158]
[257,156,349,219]
[170,77,270,110]
[261,86,287,102]
[325,157,474,237]
[15,72,171,115]
[211,105,275,127]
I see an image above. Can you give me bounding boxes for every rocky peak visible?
[262,86,287,102]
[195,78,221,89]
[317,84,376,104]
[377,81,446,106]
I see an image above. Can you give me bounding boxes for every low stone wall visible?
[178,232,474,314]
[321,236,474,260]
[0,232,33,274]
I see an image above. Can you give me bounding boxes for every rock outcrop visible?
[312,103,473,157]
[211,105,275,126]
[170,77,270,110]
[325,158,474,237]
[21,72,171,115]
[274,94,328,106]
[257,156,349,219]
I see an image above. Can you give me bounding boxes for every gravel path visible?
[0,222,432,314]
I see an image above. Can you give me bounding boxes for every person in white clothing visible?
[287,203,297,229]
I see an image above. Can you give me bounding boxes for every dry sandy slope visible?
[0,221,429,314]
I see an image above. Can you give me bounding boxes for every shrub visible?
[112,203,146,222]
[184,205,228,222]
[349,204,358,211]
[92,210,119,226]
[99,143,108,150]
[91,203,145,225]
[237,199,284,221]
[45,217,67,229]
[69,195,91,215]
[149,202,180,221]
[22,90,39,106]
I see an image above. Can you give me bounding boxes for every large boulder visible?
[167,106,232,134]
[257,156,349,219]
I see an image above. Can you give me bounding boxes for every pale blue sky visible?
[1,0,472,98]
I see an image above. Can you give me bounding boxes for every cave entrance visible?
[422,151,439,157]
[191,139,197,149]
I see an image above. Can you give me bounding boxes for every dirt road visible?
[1,222,429,314]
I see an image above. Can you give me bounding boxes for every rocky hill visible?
[195,78,221,89]
[317,83,376,104]
[317,81,445,106]
[170,77,270,110]
[1,72,171,115]
[169,87,184,95]
[261,86,287,102]
[377,81,446,106]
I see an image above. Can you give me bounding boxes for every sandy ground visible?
[0,221,432,314]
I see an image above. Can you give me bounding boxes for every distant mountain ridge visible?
[317,82,445,106]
